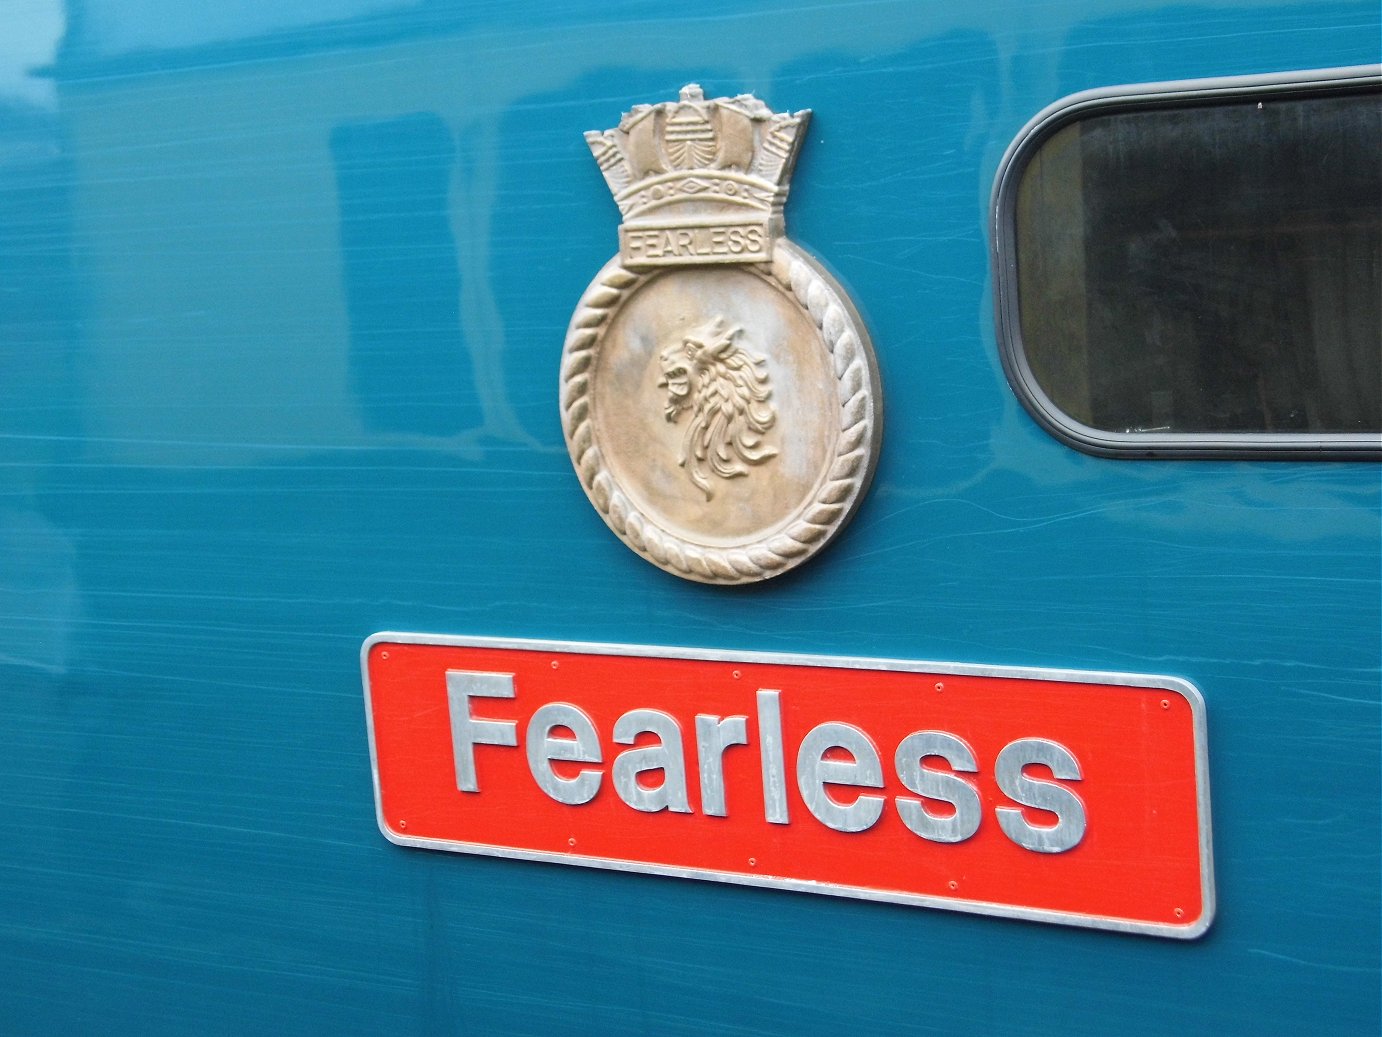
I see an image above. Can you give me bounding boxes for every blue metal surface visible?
[1,2,1377,1033]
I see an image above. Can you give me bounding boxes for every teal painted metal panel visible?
[1,2,1377,1033]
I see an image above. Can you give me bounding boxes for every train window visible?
[993,68,1381,458]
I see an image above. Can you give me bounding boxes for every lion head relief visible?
[657,318,778,500]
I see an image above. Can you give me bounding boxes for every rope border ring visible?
[560,239,881,585]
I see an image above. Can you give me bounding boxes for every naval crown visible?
[585,85,811,268]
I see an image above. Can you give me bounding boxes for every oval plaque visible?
[561,85,882,584]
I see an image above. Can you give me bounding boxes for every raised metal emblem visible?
[561,85,882,585]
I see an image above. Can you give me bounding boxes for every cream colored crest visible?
[562,85,882,585]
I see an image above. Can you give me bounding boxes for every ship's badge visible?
[561,85,882,584]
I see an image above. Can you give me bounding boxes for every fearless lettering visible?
[447,673,1086,852]
[623,223,770,262]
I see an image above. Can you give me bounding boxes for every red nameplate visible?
[362,635,1213,937]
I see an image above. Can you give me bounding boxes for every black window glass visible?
[1006,81,1380,452]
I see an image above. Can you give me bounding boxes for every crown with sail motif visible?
[585,85,811,268]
